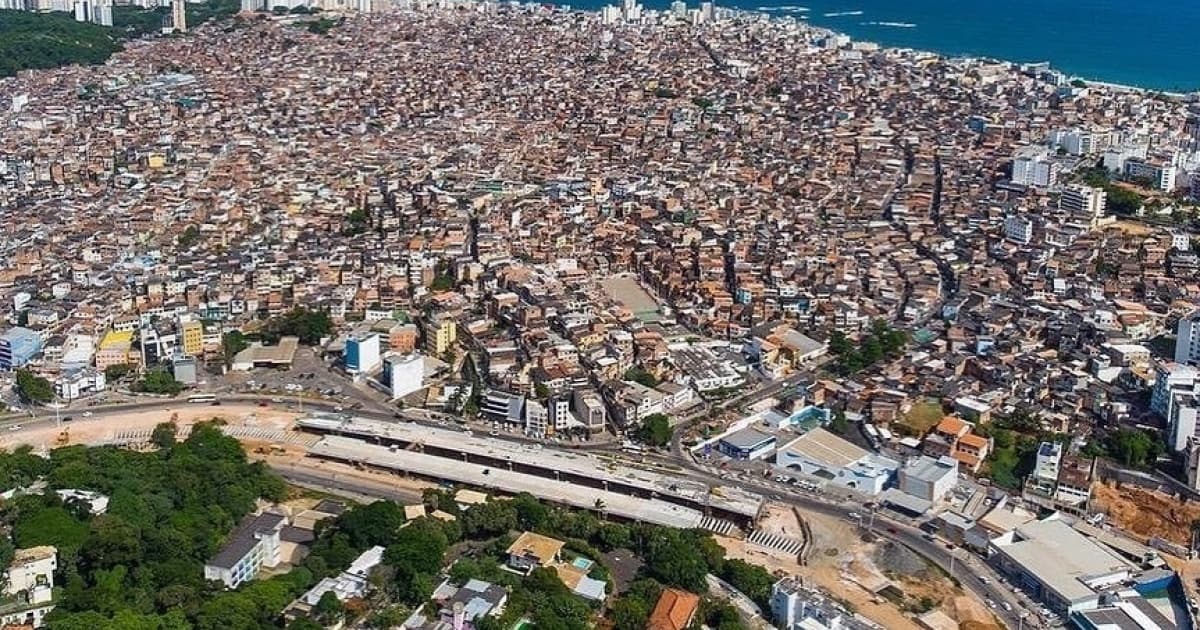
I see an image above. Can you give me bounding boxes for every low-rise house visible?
[0,546,57,628]
[505,532,564,575]
[647,588,700,630]
[284,546,385,627]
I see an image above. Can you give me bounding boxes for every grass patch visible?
[899,400,944,435]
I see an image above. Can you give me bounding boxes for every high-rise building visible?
[180,320,204,356]
[171,0,187,32]
[1003,215,1034,244]
[1177,312,1200,366]
[1059,184,1107,227]
[1171,396,1200,453]
[0,327,43,370]
[343,333,381,374]
[240,0,260,11]
[1010,146,1058,187]
[382,354,423,400]
[93,0,112,26]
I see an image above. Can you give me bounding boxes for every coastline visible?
[565,0,1200,97]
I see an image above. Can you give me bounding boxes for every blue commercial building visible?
[717,427,776,460]
[342,334,381,374]
[0,327,43,370]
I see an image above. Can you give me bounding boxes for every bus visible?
[186,394,216,404]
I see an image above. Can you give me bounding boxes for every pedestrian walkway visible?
[104,424,318,448]
[747,529,804,556]
[700,515,739,536]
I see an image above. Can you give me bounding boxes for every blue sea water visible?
[574,0,1200,92]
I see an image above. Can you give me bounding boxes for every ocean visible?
[572,0,1200,92]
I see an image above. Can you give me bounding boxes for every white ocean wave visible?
[823,10,863,16]
[864,20,916,27]
[757,5,810,12]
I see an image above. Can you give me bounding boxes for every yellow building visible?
[95,330,135,370]
[423,317,457,355]
[181,321,204,356]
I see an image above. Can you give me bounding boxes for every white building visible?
[775,429,898,495]
[286,546,384,621]
[1169,395,1200,453]
[1151,362,1200,420]
[382,353,423,399]
[1059,184,1107,227]
[1012,146,1058,187]
[1171,230,1192,252]
[1050,128,1110,156]
[0,546,57,628]
[992,517,1132,615]
[770,577,881,630]
[204,511,286,589]
[1176,311,1200,366]
[1029,441,1062,495]
[56,369,106,401]
[1003,215,1034,244]
[524,398,548,436]
[344,333,382,374]
[1125,158,1177,191]
[896,455,958,504]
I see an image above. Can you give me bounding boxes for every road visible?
[269,462,424,505]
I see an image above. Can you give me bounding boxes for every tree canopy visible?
[636,414,671,447]
[0,9,121,78]
[0,422,291,629]
[15,368,53,404]
[828,320,907,375]
[262,307,333,345]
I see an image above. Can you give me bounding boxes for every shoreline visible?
[563,0,1200,97]
[729,6,1199,98]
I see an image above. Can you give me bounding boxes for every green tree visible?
[829,409,849,434]
[104,363,134,381]
[1106,429,1162,468]
[720,559,774,611]
[636,414,671,448]
[511,493,549,531]
[263,307,333,345]
[623,367,659,388]
[221,331,249,364]
[288,618,325,630]
[314,591,343,624]
[13,506,89,554]
[133,369,183,395]
[1106,186,1144,216]
[15,369,53,404]
[336,500,406,548]
[643,530,708,592]
[150,421,177,450]
[177,225,201,248]
[0,10,123,77]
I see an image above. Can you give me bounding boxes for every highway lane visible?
[269,463,424,505]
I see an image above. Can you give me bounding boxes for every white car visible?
[81,411,93,418]
[848,512,862,520]
[7,425,21,432]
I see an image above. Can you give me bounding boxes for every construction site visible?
[0,404,1006,630]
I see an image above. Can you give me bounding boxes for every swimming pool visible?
[571,557,594,570]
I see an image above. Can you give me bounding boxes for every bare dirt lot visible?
[1091,481,1200,546]
[717,507,999,630]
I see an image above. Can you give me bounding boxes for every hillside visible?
[0,9,122,77]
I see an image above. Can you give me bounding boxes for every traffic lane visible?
[270,465,423,504]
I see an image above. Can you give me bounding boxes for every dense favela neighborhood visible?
[3,1,1200,630]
